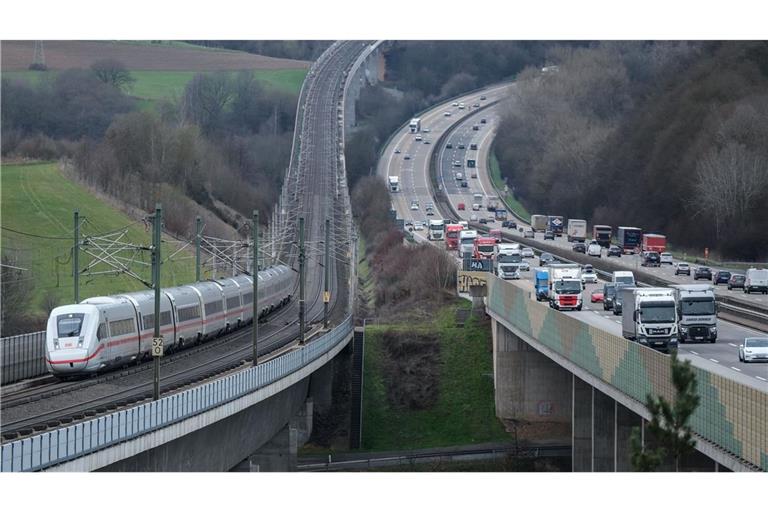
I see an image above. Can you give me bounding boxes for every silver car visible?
[739,337,768,363]
[521,248,534,259]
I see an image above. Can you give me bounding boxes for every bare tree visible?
[91,59,136,92]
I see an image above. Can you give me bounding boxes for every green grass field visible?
[361,303,510,451]
[1,162,197,316]
[489,150,531,223]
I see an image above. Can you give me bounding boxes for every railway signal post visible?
[324,218,330,328]
[73,209,80,303]
[299,216,305,345]
[152,204,162,401]
[195,215,202,282]
[252,210,259,367]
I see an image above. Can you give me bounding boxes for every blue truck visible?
[535,268,550,301]
[548,215,564,237]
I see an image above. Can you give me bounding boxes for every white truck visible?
[671,284,717,344]
[621,287,679,353]
[473,192,483,208]
[487,196,500,212]
[428,219,445,241]
[744,268,768,294]
[547,264,583,311]
[567,219,587,243]
[459,230,478,258]
[409,118,421,133]
[531,214,548,232]
[388,175,400,192]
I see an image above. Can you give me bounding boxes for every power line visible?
[1,226,72,240]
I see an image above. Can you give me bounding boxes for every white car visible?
[581,265,598,284]
[521,248,534,259]
[660,252,673,264]
[422,128,430,133]
[518,261,530,272]
[413,221,424,231]
[472,203,481,211]
[470,214,479,222]
[587,242,602,258]
[452,102,459,107]
[497,264,520,280]
[415,135,423,142]
[410,201,419,211]
[444,111,452,117]
[739,337,768,363]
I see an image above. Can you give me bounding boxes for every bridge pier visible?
[572,375,592,471]
[309,359,334,415]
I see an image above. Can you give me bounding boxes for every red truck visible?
[445,224,464,250]
[489,228,502,243]
[473,236,497,260]
[642,234,667,253]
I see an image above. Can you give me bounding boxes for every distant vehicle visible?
[544,230,555,240]
[423,139,431,145]
[480,95,487,100]
[567,219,587,243]
[524,229,535,239]
[603,283,618,311]
[744,268,768,294]
[458,203,466,211]
[495,209,508,221]
[522,248,534,259]
[480,118,487,124]
[486,196,500,212]
[426,208,435,216]
[470,214,479,222]
[427,219,445,241]
[621,287,678,353]
[479,218,488,225]
[452,102,459,107]
[612,271,636,287]
[617,226,643,254]
[572,242,586,254]
[547,216,564,237]
[490,228,502,243]
[413,221,424,231]
[409,118,421,133]
[458,221,469,229]
[486,214,496,223]
[422,128,430,133]
[671,284,717,344]
[641,251,661,267]
[446,143,453,149]
[472,103,480,108]
[394,148,401,154]
[587,241,602,258]
[455,172,463,180]
[445,224,464,250]
[404,155,411,160]
[607,245,622,257]
[459,230,478,258]
[592,225,613,248]
[473,236,497,260]
[581,265,598,284]
[727,274,745,290]
[590,290,604,303]
[613,294,624,316]
[675,262,691,276]
[548,264,583,311]
[539,252,555,266]
[694,267,712,281]
[471,170,478,178]
[458,144,465,150]
[453,160,462,167]
[470,143,478,150]
[458,103,465,109]
[444,111,452,117]
[534,268,550,301]
[472,125,479,131]
[660,252,673,265]
[388,175,400,192]
[642,234,667,253]
[467,159,476,168]
[712,270,731,285]
[410,200,419,210]
[531,214,548,232]
[739,337,768,363]
[497,263,521,280]
[415,135,423,142]
[501,220,517,229]
[460,180,468,188]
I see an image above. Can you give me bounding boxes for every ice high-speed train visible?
[45,266,294,376]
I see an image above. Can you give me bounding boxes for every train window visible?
[57,313,85,337]
[177,305,201,322]
[243,292,253,304]
[142,314,153,330]
[226,296,240,309]
[109,318,135,337]
[160,311,172,325]
[97,323,107,341]
[205,301,222,316]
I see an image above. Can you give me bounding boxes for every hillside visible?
[1,162,202,325]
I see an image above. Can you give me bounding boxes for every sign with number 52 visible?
[152,337,164,357]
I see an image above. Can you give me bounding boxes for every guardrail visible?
[1,331,46,385]
[487,278,767,471]
[0,315,354,472]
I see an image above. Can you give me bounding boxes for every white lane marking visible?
[728,343,737,347]
[757,376,767,381]
[730,367,742,372]
[709,358,719,363]
[689,351,699,355]
[614,320,621,324]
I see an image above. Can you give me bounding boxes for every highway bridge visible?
[0,41,381,472]
[381,81,768,471]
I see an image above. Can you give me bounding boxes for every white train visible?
[45,266,294,376]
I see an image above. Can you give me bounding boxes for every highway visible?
[382,83,768,391]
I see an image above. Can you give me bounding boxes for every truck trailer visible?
[388,175,400,192]
[535,268,550,301]
[671,284,717,343]
[567,219,587,243]
[547,263,583,311]
[642,234,667,253]
[445,224,464,250]
[531,215,548,232]
[548,216,564,237]
[617,226,643,254]
[620,287,678,353]
[592,225,612,248]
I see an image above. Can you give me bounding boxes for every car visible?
[458,203,466,211]
[415,135,423,141]
[613,295,623,316]
[479,218,488,225]
[521,248,534,259]
[501,220,517,229]
[472,203,481,211]
[446,143,453,149]
[487,215,496,223]
[470,214,479,222]
[539,252,555,266]
[675,262,691,276]
[444,111,452,117]
[470,143,478,150]
[410,200,419,211]
[582,265,598,284]
[413,221,424,231]
[480,95,487,100]
[641,251,661,267]
[602,283,617,311]
[394,148,401,154]
[713,270,731,285]
[587,242,602,258]
[572,242,586,254]
[544,230,555,240]
[471,171,478,178]
[453,160,462,167]
[694,267,713,280]
[590,290,604,303]
[472,125,479,131]
[472,103,480,108]
[739,337,768,363]
[423,140,431,145]
[524,230,534,239]
[404,155,411,160]
[480,118,487,124]
[607,245,622,257]
[660,252,673,264]
[422,128,430,133]
[452,102,459,107]
[458,103,465,110]
[460,180,468,188]
[518,261,530,272]
[426,208,434,216]
[458,144,465,150]
[455,172,463,180]
[728,274,746,290]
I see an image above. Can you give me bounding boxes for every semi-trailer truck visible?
[428,219,445,241]
[671,284,717,343]
[567,219,587,242]
[495,209,508,221]
[548,216,564,237]
[642,234,667,253]
[620,287,678,353]
[487,196,500,212]
[388,175,400,192]
[445,224,464,250]
[547,264,583,311]
[473,236,497,260]
[592,225,612,248]
[535,268,550,301]
[409,118,421,133]
[459,230,478,258]
[617,226,643,254]
[531,215,548,232]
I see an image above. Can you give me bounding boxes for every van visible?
[612,271,635,287]
[744,268,768,294]
[470,143,478,150]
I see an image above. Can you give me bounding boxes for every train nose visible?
[47,348,92,373]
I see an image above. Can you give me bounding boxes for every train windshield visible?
[57,313,86,337]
